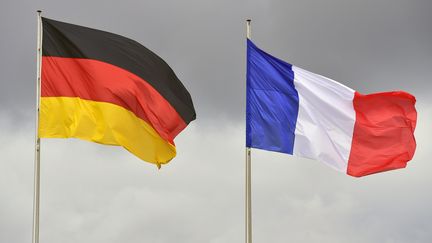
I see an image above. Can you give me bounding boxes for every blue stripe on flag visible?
[246,39,299,154]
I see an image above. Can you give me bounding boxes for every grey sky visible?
[1,0,431,242]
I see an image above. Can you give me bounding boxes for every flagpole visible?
[245,19,252,243]
[33,10,43,243]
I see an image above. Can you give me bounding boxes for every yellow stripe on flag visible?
[39,97,176,166]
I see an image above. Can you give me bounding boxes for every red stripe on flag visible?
[41,56,187,144]
[347,91,417,177]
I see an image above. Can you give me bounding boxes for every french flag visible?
[246,39,417,177]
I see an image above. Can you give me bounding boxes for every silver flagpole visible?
[33,10,43,243]
[245,19,252,243]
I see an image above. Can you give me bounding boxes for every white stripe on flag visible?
[292,66,356,172]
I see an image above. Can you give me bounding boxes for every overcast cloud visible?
[1,0,431,242]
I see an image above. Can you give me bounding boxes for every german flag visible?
[40,18,196,167]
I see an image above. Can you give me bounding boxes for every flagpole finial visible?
[246,20,251,39]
